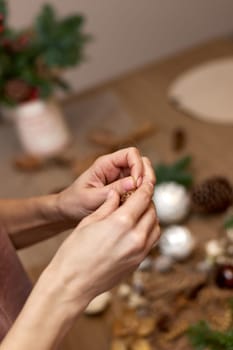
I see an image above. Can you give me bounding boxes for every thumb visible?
[79,190,120,228]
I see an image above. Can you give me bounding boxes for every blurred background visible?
[1,1,233,350]
[8,0,233,93]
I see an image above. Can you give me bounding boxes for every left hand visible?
[57,147,155,221]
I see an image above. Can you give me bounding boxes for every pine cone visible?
[192,176,233,213]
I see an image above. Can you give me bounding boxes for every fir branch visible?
[188,321,233,350]
[0,0,7,20]
[155,155,193,188]
[224,215,233,230]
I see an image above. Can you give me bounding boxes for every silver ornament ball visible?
[153,182,190,224]
[159,225,195,260]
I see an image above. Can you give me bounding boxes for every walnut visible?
[120,190,135,205]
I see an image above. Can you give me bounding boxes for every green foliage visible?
[188,321,233,350]
[35,4,90,68]
[224,215,233,230]
[0,1,90,106]
[155,155,193,188]
[0,0,7,19]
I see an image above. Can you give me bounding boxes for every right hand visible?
[46,181,160,315]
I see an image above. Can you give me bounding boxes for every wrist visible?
[38,193,77,228]
[41,260,91,318]
[10,264,89,350]
[56,189,86,222]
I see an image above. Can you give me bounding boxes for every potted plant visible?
[0,0,90,157]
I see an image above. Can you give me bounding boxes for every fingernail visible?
[136,176,142,187]
[147,182,154,190]
[124,177,136,191]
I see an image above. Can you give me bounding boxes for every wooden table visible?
[1,38,233,349]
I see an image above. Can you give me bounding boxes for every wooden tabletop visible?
[1,38,233,349]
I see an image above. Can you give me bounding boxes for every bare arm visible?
[0,182,159,350]
[0,148,147,250]
[0,265,86,350]
[0,195,76,249]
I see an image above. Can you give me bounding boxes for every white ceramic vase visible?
[12,99,71,157]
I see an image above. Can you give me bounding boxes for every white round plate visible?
[169,58,233,124]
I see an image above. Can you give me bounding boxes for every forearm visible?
[0,195,76,249]
[0,265,88,350]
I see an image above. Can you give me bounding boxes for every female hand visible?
[57,147,155,222]
[0,178,159,350]
[47,180,160,315]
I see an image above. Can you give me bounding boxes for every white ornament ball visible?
[153,182,190,224]
[159,225,195,260]
[85,291,111,315]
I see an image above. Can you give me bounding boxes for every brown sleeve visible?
[0,229,32,341]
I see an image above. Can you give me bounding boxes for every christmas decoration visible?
[224,213,233,230]
[84,291,111,315]
[159,226,195,260]
[172,128,186,151]
[215,264,233,289]
[155,155,193,188]
[0,0,90,107]
[224,213,233,243]
[188,320,233,350]
[192,176,233,213]
[4,79,32,103]
[153,182,190,224]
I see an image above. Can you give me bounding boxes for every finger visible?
[142,157,156,186]
[105,176,136,195]
[94,147,143,186]
[143,225,161,256]
[79,190,120,228]
[134,202,158,242]
[111,182,154,231]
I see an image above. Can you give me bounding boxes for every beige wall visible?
[8,0,233,93]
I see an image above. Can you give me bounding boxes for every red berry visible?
[19,35,29,47]
[216,264,233,289]
[2,38,11,49]
[0,25,4,33]
[27,87,40,101]
[0,13,4,22]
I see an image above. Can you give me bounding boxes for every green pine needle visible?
[155,155,193,188]
[188,321,233,350]
[224,215,233,230]
[0,1,90,106]
[0,0,7,20]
